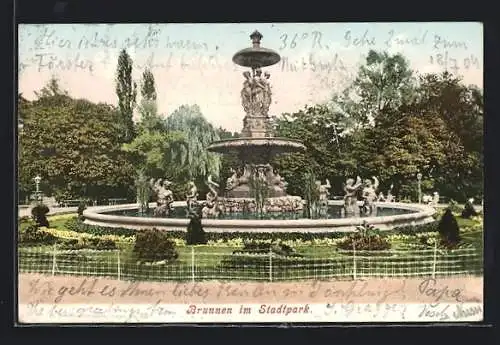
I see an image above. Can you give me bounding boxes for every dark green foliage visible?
[140,68,157,101]
[64,218,137,237]
[31,204,50,227]
[337,222,391,250]
[186,213,207,245]
[19,78,135,201]
[19,224,57,245]
[438,208,461,247]
[133,228,179,262]
[461,200,478,219]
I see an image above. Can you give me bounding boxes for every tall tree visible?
[332,50,415,128]
[115,49,137,143]
[165,105,221,183]
[19,79,135,202]
[137,68,164,133]
[140,68,157,101]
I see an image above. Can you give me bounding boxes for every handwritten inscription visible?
[19,25,479,81]
[429,51,480,73]
[417,277,464,303]
[418,303,483,321]
[324,302,408,320]
[30,25,208,53]
[280,53,348,74]
[278,28,470,52]
[26,299,175,322]
[33,53,94,73]
[20,276,483,322]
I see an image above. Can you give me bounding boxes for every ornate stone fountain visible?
[207,30,306,212]
[83,30,436,229]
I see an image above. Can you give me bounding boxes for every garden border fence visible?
[18,243,483,282]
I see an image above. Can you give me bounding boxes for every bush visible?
[438,208,461,248]
[186,213,207,245]
[19,224,57,245]
[133,228,179,262]
[461,200,478,219]
[31,204,50,227]
[337,222,391,251]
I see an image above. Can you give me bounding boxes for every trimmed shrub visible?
[438,208,461,248]
[133,228,178,262]
[461,200,478,219]
[31,204,50,227]
[186,213,207,245]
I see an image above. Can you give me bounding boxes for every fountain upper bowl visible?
[207,137,306,155]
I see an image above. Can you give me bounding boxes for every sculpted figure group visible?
[149,173,396,219]
[241,68,272,115]
[343,176,389,216]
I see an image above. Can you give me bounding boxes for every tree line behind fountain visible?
[140,173,404,219]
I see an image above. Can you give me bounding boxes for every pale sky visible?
[18,23,483,132]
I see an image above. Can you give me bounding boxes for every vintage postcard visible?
[17,22,484,323]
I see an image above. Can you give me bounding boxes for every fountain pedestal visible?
[207,30,306,206]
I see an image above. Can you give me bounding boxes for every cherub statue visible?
[377,192,385,202]
[386,184,395,202]
[361,176,379,215]
[317,179,331,203]
[343,176,363,215]
[186,181,199,214]
[202,175,222,218]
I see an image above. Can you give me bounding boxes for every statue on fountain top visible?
[240,68,273,116]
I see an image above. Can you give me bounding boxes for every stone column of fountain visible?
[207,30,306,212]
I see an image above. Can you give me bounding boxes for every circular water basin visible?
[83,200,436,233]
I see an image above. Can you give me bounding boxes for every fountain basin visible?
[207,137,306,156]
[83,201,436,233]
